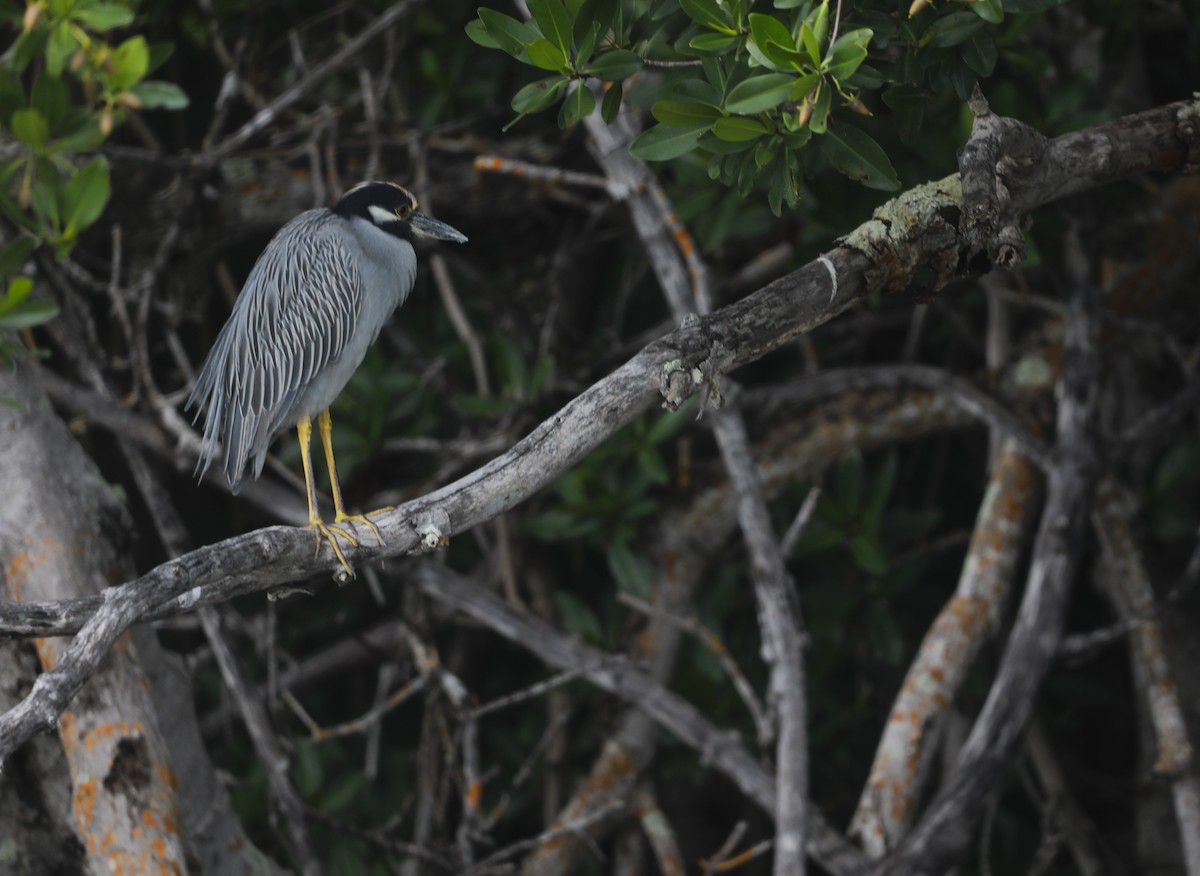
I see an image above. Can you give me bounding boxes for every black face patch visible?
[332,181,419,242]
[332,181,418,222]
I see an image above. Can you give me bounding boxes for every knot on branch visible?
[959,85,1049,270]
[659,335,734,418]
[412,510,452,553]
[1176,96,1200,174]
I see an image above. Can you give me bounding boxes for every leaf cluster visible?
[468,0,1067,214]
[1,0,188,255]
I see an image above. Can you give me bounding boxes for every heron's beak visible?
[410,212,468,243]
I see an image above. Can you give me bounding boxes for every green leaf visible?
[836,450,864,509]
[478,9,538,56]
[511,76,567,114]
[824,42,867,80]
[528,0,574,54]
[559,83,595,126]
[44,23,75,78]
[725,73,794,114]
[828,27,873,53]
[747,13,801,70]
[0,276,33,317]
[607,543,653,597]
[754,138,775,168]
[809,0,831,46]
[111,36,150,91]
[671,78,724,107]
[629,123,707,160]
[528,354,555,397]
[962,31,997,76]
[30,75,68,130]
[820,123,901,190]
[799,21,821,65]
[11,26,48,73]
[62,157,110,233]
[851,534,888,575]
[0,298,59,330]
[577,0,618,44]
[788,71,820,102]
[846,63,884,89]
[646,402,694,443]
[586,49,643,81]
[882,84,924,142]
[0,68,24,127]
[51,118,106,152]
[576,19,600,66]
[131,80,189,110]
[689,32,739,52]
[970,0,1004,23]
[600,80,623,123]
[293,744,323,799]
[825,27,872,79]
[0,239,36,278]
[493,334,529,395]
[465,18,501,49]
[11,108,49,148]
[651,99,722,127]
[697,132,755,154]
[928,11,986,48]
[146,42,175,76]
[711,116,770,141]
[865,451,897,531]
[73,2,136,30]
[680,0,734,32]
[527,37,569,71]
[809,80,831,132]
[555,591,604,642]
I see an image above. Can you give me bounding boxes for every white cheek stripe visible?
[368,205,402,223]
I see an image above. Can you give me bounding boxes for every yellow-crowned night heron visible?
[187,180,467,571]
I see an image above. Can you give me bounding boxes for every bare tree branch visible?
[0,97,1192,776]
[882,229,1101,875]
[409,562,870,876]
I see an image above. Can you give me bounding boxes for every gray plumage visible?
[187,181,465,493]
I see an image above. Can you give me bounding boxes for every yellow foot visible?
[309,518,359,577]
[334,507,392,547]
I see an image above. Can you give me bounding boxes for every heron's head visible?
[333,181,468,244]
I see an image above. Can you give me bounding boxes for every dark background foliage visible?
[2,0,1200,873]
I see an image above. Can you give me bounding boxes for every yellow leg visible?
[316,409,386,546]
[297,414,355,575]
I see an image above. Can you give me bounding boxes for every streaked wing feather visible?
[187,211,362,489]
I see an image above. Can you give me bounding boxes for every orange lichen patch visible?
[5,550,30,595]
[59,710,78,748]
[74,777,98,827]
[142,809,158,830]
[579,746,635,795]
[672,225,695,257]
[635,624,658,659]
[536,745,635,854]
[465,780,483,811]
[473,156,507,173]
[158,765,178,791]
[33,637,58,671]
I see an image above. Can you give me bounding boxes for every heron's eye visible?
[395,203,414,219]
